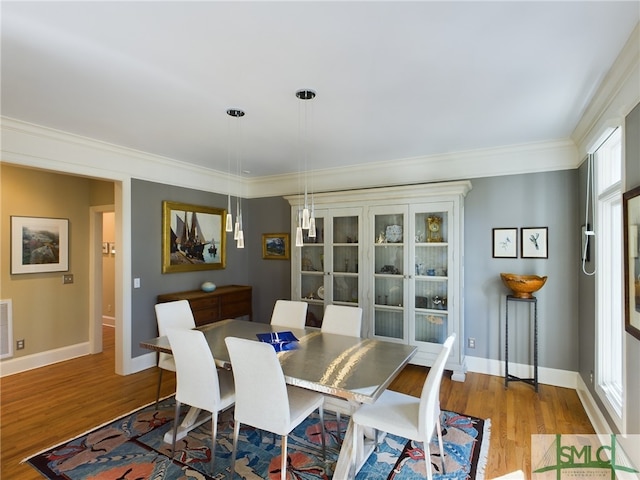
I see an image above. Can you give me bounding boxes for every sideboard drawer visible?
[220,290,252,319]
[157,285,252,327]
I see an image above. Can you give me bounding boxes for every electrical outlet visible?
[468,337,476,349]
[62,274,74,284]
[590,371,594,384]
[16,339,25,350]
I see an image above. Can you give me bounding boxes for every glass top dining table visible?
[140,318,417,405]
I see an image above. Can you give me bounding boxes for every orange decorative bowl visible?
[500,273,547,299]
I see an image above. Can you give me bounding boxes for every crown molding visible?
[572,22,640,159]
[0,116,243,195]
[2,116,577,199]
[250,138,578,198]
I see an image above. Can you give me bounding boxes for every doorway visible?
[90,205,115,355]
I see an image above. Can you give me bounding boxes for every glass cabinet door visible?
[371,206,408,342]
[412,204,450,346]
[300,215,325,326]
[331,213,360,306]
[297,208,361,326]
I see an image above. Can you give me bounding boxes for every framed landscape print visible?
[521,227,548,259]
[262,233,290,260]
[11,216,69,274]
[162,201,226,273]
[623,185,640,341]
[492,228,517,258]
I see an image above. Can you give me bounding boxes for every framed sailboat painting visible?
[162,201,226,273]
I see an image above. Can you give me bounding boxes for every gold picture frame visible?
[623,185,640,341]
[162,201,226,273]
[262,233,290,260]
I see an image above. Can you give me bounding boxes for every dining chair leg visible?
[280,434,288,480]
[155,368,163,410]
[424,442,434,480]
[210,412,218,472]
[435,417,446,475]
[171,399,181,458]
[335,411,342,442]
[230,420,240,480]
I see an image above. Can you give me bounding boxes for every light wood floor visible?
[1,326,594,479]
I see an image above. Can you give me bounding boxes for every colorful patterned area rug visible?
[25,396,490,479]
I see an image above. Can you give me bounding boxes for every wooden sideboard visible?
[157,284,252,327]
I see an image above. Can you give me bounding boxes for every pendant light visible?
[226,108,245,248]
[296,89,316,245]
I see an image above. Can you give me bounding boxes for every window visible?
[594,127,624,428]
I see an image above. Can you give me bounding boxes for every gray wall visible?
[246,196,292,323]
[464,170,579,370]
[577,158,597,398]
[624,103,640,434]
[130,179,290,357]
[132,172,584,373]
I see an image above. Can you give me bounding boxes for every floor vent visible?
[0,299,13,359]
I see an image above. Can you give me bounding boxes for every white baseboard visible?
[575,373,614,435]
[0,342,90,377]
[130,351,156,373]
[465,355,578,389]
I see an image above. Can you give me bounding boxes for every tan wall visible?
[102,211,116,322]
[0,164,113,358]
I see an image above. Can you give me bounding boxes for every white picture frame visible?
[11,216,69,274]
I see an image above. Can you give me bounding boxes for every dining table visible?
[140,318,417,478]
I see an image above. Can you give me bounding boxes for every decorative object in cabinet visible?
[426,215,443,242]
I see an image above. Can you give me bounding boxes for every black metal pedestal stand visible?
[504,294,538,392]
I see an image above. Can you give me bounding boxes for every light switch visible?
[133,278,141,289]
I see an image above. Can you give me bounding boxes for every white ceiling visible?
[2,1,639,179]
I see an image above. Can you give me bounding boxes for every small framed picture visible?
[493,228,518,258]
[492,228,517,258]
[262,233,290,260]
[521,227,548,259]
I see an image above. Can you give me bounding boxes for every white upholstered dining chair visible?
[165,328,235,471]
[154,300,196,409]
[351,334,455,480]
[269,299,308,329]
[225,336,326,480]
[320,304,363,441]
[320,304,363,337]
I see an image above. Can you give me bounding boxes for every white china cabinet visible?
[286,181,471,381]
